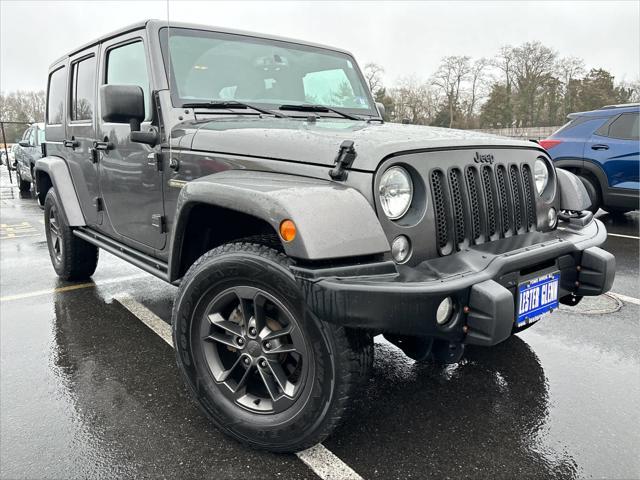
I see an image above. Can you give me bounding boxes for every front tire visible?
[44,189,99,280]
[578,174,601,213]
[172,242,372,452]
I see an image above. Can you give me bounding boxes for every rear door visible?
[97,31,166,251]
[66,47,101,226]
[586,112,640,189]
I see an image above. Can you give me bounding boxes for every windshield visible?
[160,28,376,116]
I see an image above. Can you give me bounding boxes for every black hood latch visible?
[329,140,357,181]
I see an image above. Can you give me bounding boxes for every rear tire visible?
[17,169,31,192]
[44,189,99,280]
[172,242,373,452]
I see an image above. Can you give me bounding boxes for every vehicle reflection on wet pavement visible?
[1,172,638,479]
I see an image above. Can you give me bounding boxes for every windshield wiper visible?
[279,104,363,121]
[182,101,287,118]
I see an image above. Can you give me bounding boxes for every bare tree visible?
[511,41,557,126]
[363,62,385,96]
[492,46,516,126]
[432,56,471,127]
[463,57,490,127]
[389,76,436,125]
[556,56,585,117]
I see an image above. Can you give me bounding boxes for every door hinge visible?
[147,152,163,172]
[93,197,103,212]
[329,140,357,181]
[151,214,166,233]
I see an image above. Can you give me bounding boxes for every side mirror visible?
[375,102,386,119]
[18,140,31,147]
[100,84,145,130]
[100,84,157,146]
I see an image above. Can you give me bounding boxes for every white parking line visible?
[297,444,364,480]
[607,233,640,240]
[113,294,364,480]
[114,293,173,346]
[609,292,640,306]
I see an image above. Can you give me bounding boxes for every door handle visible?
[63,138,79,149]
[93,140,114,151]
[591,144,609,151]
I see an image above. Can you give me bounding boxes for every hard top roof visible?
[50,19,353,68]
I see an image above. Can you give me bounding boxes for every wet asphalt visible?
[0,169,638,480]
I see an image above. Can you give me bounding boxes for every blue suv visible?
[540,103,639,214]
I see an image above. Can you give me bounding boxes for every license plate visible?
[516,272,560,327]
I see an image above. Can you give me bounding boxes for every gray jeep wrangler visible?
[36,20,615,452]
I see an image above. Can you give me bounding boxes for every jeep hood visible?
[180,117,540,171]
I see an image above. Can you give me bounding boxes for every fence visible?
[472,126,562,141]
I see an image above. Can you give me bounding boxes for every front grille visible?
[430,170,448,249]
[431,162,537,255]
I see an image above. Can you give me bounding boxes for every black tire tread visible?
[173,241,372,452]
[45,189,99,281]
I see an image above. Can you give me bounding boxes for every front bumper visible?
[292,217,615,347]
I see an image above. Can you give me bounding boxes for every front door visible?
[67,47,101,225]
[586,112,640,190]
[97,32,165,250]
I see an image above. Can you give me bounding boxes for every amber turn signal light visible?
[279,220,296,242]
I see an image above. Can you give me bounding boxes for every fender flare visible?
[169,170,390,274]
[556,168,591,211]
[34,156,85,226]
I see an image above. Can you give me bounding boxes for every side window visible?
[106,41,150,119]
[21,128,32,141]
[37,129,46,145]
[607,113,639,140]
[70,56,96,121]
[47,67,66,125]
[28,128,37,146]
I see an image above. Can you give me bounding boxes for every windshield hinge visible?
[329,140,357,181]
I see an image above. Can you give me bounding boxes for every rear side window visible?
[70,56,96,121]
[47,67,66,125]
[607,113,639,140]
[106,41,150,119]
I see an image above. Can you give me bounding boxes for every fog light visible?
[391,235,411,263]
[436,297,454,325]
[548,207,557,228]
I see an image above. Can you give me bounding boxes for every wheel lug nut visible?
[243,357,250,366]
[237,337,245,346]
[249,327,257,336]
[264,341,272,350]
[259,359,267,368]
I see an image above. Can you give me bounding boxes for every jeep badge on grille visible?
[473,152,495,164]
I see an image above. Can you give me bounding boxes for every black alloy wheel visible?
[199,285,309,414]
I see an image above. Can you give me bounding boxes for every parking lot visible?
[0,166,638,480]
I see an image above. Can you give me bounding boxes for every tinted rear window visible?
[47,67,66,125]
[607,113,639,140]
[70,56,96,121]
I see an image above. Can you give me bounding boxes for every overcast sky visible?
[1,0,639,93]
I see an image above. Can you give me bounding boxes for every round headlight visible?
[534,158,550,195]
[379,167,413,219]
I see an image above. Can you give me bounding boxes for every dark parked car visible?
[540,104,639,213]
[35,20,614,452]
[14,123,45,192]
